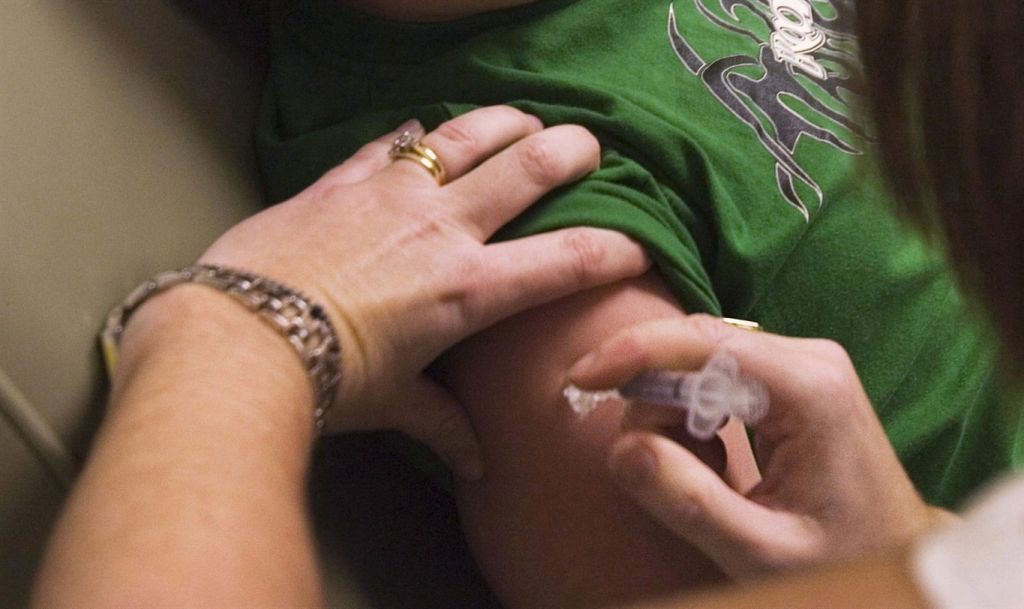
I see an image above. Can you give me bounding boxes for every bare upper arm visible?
[434,270,758,608]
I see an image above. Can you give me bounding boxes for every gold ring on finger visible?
[389,130,447,185]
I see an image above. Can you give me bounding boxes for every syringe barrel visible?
[618,370,691,408]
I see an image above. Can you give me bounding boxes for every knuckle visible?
[483,104,527,124]
[805,344,858,401]
[517,136,566,185]
[450,252,486,288]
[810,338,853,365]
[661,475,715,528]
[319,163,349,184]
[679,476,715,512]
[608,332,652,368]
[665,497,704,530]
[688,313,733,344]
[747,527,823,574]
[308,166,352,200]
[743,536,797,573]
[441,252,487,323]
[316,181,349,206]
[389,205,459,248]
[350,139,382,163]
[561,228,607,284]
[385,203,460,251]
[815,363,852,397]
[433,118,479,150]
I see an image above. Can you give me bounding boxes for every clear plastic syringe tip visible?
[563,384,620,418]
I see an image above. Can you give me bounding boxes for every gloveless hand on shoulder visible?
[199,106,651,477]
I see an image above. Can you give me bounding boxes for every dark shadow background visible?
[311,436,500,609]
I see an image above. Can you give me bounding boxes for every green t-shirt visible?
[259,0,1023,507]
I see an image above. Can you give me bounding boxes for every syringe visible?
[563,349,768,440]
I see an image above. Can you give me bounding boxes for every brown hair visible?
[856,1,1024,370]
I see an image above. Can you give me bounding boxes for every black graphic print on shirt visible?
[668,0,867,219]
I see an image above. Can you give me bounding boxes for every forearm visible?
[33,286,321,609]
[617,551,929,609]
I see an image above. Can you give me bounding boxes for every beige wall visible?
[1,1,263,604]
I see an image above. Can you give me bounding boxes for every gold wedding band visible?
[722,318,762,332]
[389,130,447,185]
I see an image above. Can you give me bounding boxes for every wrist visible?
[113,284,315,445]
[104,264,343,432]
[196,246,371,429]
[36,285,322,608]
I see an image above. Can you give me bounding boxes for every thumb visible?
[387,376,484,482]
[608,432,812,578]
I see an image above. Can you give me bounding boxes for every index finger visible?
[566,315,747,388]
[566,314,845,410]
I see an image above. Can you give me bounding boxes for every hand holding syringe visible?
[564,348,768,440]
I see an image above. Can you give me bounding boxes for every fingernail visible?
[568,351,598,382]
[611,440,658,489]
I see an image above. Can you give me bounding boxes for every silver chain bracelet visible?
[100,264,341,434]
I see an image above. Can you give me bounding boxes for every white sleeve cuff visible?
[912,474,1024,609]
